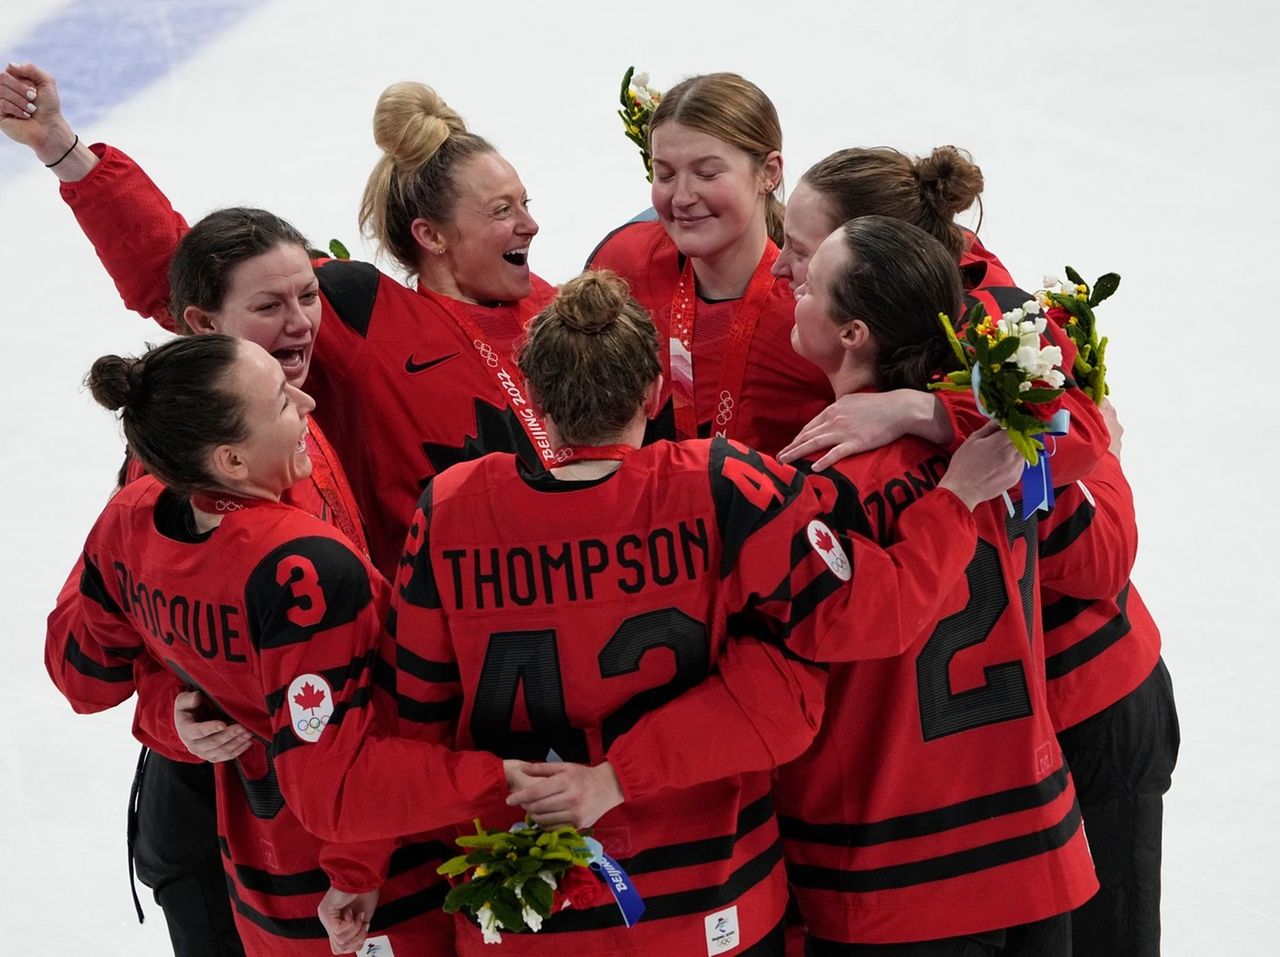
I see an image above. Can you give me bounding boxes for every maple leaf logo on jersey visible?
[807,520,852,581]
[419,399,533,486]
[287,673,335,744]
[293,681,326,713]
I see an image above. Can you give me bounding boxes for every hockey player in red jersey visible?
[50,335,530,956]
[774,218,1099,954]
[27,198,368,955]
[773,146,1108,483]
[385,270,1026,955]
[588,72,835,455]
[1039,432,1178,957]
[2,64,556,579]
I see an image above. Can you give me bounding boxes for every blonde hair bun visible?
[371,81,468,170]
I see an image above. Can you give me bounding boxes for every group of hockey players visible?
[2,61,1178,957]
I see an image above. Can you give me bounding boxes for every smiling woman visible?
[588,72,833,457]
[0,63,559,578]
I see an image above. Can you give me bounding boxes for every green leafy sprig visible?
[437,818,594,936]
[931,301,1067,465]
[617,66,662,183]
[1035,267,1120,405]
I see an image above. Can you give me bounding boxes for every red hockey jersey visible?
[46,419,368,765]
[59,144,558,577]
[387,438,980,955]
[588,220,833,456]
[1039,453,1161,731]
[47,478,508,954]
[776,436,1099,944]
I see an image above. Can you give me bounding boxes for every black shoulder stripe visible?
[786,800,1082,894]
[1045,583,1133,679]
[232,860,328,896]
[780,764,1068,847]
[315,259,381,338]
[397,643,460,683]
[264,650,376,716]
[979,284,1036,315]
[79,552,122,614]
[396,692,464,725]
[1040,498,1096,559]
[1042,593,1093,632]
[270,685,372,758]
[64,632,134,683]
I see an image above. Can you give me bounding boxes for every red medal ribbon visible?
[552,443,638,464]
[418,287,557,466]
[302,426,370,558]
[188,490,272,514]
[665,243,780,442]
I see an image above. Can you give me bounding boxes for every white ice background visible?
[1,1,1276,953]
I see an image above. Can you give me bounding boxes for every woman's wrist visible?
[36,122,97,181]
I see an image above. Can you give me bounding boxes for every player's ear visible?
[410,217,449,258]
[183,306,218,335]
[643,374,664,419]
[206,443,248,486]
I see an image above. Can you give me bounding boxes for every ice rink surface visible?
[1,1,1276,952]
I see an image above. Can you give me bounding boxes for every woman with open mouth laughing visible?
[2,63,557,581]
[4,62,557,957]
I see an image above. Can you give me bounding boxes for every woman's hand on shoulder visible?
[778,390,950,471]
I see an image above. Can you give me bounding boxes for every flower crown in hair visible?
[618,66,663,183]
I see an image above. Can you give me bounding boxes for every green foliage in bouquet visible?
[1035,267,1120,405]
[618,66,662,183]
[438,818,594,934]
[931,301,1067,465]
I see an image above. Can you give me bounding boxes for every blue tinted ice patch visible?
[0,0,259,184]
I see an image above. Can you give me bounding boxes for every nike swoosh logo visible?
[404,351,461,374]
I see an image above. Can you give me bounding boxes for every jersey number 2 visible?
[915,512,1036,741]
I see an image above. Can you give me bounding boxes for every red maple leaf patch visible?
[294,681,326,713]
[813,527,836,553]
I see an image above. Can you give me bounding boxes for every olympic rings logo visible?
[715,390,735,426]
[474,340,500,368]
[296,715,330,733]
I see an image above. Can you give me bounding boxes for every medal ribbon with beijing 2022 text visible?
[665,243,779,441]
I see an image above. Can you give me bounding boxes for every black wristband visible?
[45,134,79,168]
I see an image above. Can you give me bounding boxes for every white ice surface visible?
[1,1,1276,953]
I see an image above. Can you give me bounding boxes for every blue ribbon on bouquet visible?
[971,366,1070,517]
[1020,407,1070,516]
[584,837,646,927]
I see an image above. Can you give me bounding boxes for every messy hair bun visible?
[359,81,494,278]
[915,145,984,221]
[518,270,661,445]
[549,270,634,335]
[800,145,985,260]
[84,335,248,493]
[87,354,144,412]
